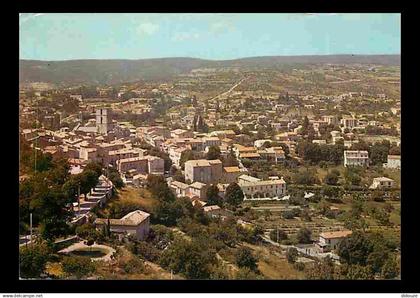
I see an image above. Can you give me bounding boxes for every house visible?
[344,150,369,167]
[94,210,150,241]
[222,166,242,184]
[340,117,358,129]
[317,230,352,252]
[370,177,395,189]
[146,155,165,175]
[189,182,207,200]
[203,205,230,219]
[383,155,400,169]
[116,157,148,174]
[169,181,190,197]
[238,176,287,200]
[184,159,223,184]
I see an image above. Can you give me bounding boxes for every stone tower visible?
[96,108,112,135]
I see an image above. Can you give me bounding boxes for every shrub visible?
[286,247,298,263]
[61,256,95,279]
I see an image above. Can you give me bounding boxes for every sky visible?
[19,13,401,61]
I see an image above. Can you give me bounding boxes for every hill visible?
[19,55,400,86]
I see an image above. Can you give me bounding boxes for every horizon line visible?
[19,53,401,63]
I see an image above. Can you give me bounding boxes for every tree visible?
[206,146,221,160]
[343,264,375,280]
[223,148,239,167]
[19,242,51,278]
[147,174,175,202]
[225,183,244,207]
[235,247,258,271]
[286,247,298,263]
[337,232,373,266]
[61,256,95,279]
[297,227,312,244]
[293,169,319,185]
[369,141,390,166]
[324,170,340,185]
[81,170,100,195]
[381,257,399,279]
[206,184,222,206]
[180,150,195,170]
[84,162,103,178]
[159,237,216,279]
[321,185,342,202]
[269,229,288,243]
[305,257,335,280]
[107,168,124,189]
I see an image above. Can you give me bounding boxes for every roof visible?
[373,176,394,182]
[238,175,261,183]
[203,205,221,212]
[185,159,222,167]
[170,181,189,190]
[240,152,261,158]
[223,166,241,173]
[190,182,207,189]
[239,179,286,187]
[95,210,150,227]
[319,230,352,239]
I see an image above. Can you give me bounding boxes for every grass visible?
[99,186,158,217]
[45,262,64,278]
[243,243,305,279]
[117,186,157,210]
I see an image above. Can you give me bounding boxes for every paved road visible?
[210,77,247,101]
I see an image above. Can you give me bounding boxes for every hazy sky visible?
[19,13,400,61]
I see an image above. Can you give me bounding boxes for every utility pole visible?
[34,137,37,173]
[78,184,81,217]
[170,269,173,280]
[30,213,33,247]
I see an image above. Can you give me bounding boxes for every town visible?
[19,59,401,280]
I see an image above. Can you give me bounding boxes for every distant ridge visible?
[19,54,400,86]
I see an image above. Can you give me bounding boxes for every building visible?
[189,182,207,200]
[322,115,339,126]
[116,157,148,174]
[184,159,223,184]
[238,175,287,199]
[383,155,401,169]
[317,230,352,252]
[222,166,242,184]
[94,210,150,241]
[96,108,113,135]
[340,117,358,129]
[146,156,165,175]
[169,181,190,197]
[344,150,369,167]
[370,177,395,189]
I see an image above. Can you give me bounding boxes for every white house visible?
[344,150,369,167]
[370,177,395,189]
[94,210,150,241]
[383,155,400,169]
[316,230,352,252]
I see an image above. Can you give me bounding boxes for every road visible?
[209,77,247,101]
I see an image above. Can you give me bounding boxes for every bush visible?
[122,256,145,274]
[286,247,298,263]
[235,247,258,272]
[61,256,95,279]
[297,228,312,244]
[19,242,51,278]
[294,262,305,271]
